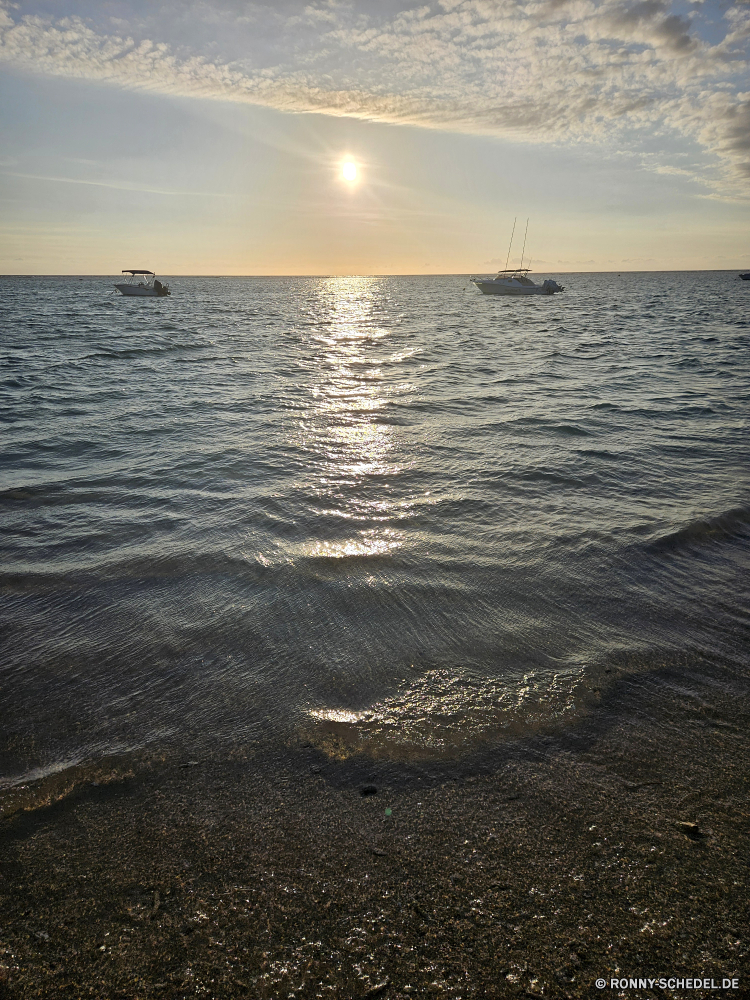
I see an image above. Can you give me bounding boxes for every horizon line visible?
[2,269,750,278]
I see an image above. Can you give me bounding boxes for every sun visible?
[341,159,358,183]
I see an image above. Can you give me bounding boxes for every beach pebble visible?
[364,979,390,996]
[676,821,702,839]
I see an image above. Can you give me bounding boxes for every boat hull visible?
[115,283,160,297]
[472,280,556,296]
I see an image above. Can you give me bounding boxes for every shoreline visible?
[1,662,747,999]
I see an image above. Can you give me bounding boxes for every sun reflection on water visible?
[305,665,586,758]
[290,275,413,560]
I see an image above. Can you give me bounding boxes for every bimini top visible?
[122,269,154,275]
[495,268,531,274]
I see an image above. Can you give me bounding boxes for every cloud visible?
[2,171,230,196]
[606,0,695,51]
[1,1,748,194]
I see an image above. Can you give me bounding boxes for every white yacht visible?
[471,269,564,296]
[115,270,171,297]
[473,217,564,296]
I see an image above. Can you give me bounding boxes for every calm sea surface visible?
[1,273,749,787]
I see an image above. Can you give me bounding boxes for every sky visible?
[1,0,749,274]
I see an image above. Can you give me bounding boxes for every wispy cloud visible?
[1,1,748,194]
[2,170,230,196]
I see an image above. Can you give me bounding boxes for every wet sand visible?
[1,661,748,999]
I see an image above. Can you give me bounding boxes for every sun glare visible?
[341,159,358,183]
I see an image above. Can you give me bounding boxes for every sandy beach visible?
[2,659,747,999]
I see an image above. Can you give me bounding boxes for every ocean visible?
[2,272,749,789]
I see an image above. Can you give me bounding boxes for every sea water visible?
[1,273,749,786]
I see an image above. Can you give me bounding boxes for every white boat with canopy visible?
[471,269,564,296]
[471,219,564,296]
[115,270,171,297]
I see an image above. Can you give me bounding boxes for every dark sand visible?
[1,659,748,999]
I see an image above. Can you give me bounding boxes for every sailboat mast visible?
[504,217,517,272]
[519,218,529,270]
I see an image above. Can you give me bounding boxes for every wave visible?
[647,506,750,554]
[575,448,620,461]
[551,423,592,436]
[517,467,600,488]
[80,342,199,361]
[0,548,273,592]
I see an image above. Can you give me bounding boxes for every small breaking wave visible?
[304,664,586,759]
[647,506,750,554]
